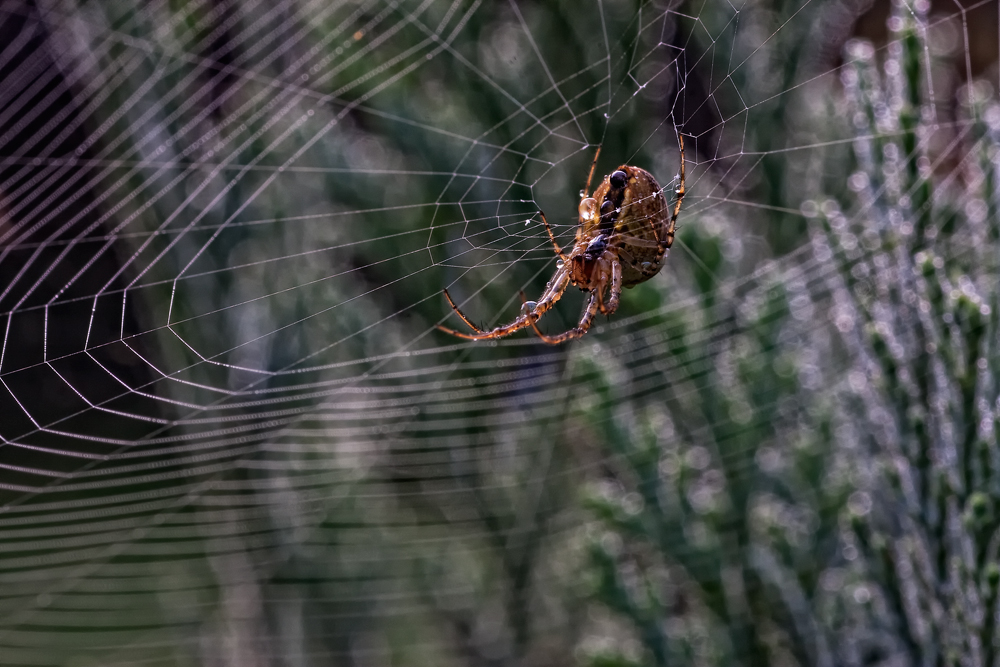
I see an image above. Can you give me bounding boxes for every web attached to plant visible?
[0,0,995,664]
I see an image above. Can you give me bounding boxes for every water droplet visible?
[520,300,538,316]
[556,260,565,269]
[525,219,533,227]
[579,197,597,222]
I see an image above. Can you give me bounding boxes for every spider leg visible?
[640,134,685,279]
[668,133,686,250]
[437,267,571,341]
[520,292,551,343]
[599,257,622,315]
[538,211,568,262]
[526,289,600,345]
[442,288,487,333]
[583,145,602,196]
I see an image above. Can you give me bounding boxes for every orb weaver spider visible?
[438,135,686,344]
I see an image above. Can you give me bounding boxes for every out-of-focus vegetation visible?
[580,3,1000,666]
[1,0,998,665]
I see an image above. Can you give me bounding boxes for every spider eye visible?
[609,170,627,189]
[600,200,616,216]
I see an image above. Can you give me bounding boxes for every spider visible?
[438,135,685,344]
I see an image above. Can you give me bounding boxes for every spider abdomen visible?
[587,165,671,287]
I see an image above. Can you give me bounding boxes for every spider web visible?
[0,0,996,665]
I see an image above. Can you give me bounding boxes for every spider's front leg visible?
[598,257,622,315]
[526,252,618,344]
[538,211,568,262]
[438,266,571,341]
[526,289,600,344]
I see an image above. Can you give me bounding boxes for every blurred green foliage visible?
[582,2,1000,665]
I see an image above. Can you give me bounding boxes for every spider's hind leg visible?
[666,133,685,250]
[640,134,686,279]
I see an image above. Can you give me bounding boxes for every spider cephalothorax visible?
[439,135,686,344]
